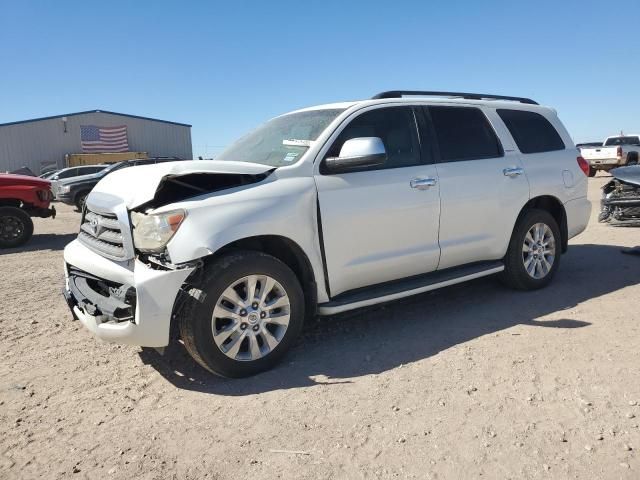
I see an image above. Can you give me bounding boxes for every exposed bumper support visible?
[63,240,195,347]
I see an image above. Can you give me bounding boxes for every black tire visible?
[588,166,596,177]
[178,251,305,378]
[501,209,561,291]
[75,192,88,211]
[0,207,34,249]
[627,152,639,166]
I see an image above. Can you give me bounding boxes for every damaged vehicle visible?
[599,165,640,225]
[62,90,591,377]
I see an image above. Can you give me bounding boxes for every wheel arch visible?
[516,195,568,253]
[205,235,318,318]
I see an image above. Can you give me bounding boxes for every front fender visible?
[164,177,329,302]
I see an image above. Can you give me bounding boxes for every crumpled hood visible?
[611,165,640,187]
[91,160,274,208]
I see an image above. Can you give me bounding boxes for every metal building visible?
[0,110,192,174]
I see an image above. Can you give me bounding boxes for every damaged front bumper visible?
[62,239,195,347]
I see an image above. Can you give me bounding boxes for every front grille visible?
[78,209,127,260]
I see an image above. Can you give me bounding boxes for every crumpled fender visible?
[162,174,329,302]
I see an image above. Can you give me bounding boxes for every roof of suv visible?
[293,92,550,114]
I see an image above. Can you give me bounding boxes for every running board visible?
[318,261,504,315]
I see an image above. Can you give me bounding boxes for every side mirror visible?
[324,137,387,174]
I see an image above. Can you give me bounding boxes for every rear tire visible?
[0,207,34,249]
[627,152,639,166]
[178,251,305,378]
[501,209,561,290]
[588,166,596,177]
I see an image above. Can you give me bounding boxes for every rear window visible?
[604,136,640,146]
[497,109,565,154]
[428,106,503,162]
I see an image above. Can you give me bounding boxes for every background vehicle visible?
[580,135,640,176]
[599,165,640,225]
[49,165,108,181]
[56,157,183,210]
[0,174,55,248]
[62,91,590,377]
[49,165,109,200]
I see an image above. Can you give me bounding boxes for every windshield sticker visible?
[282,152,299,163]
[282,139,315,147]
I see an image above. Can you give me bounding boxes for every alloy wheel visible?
[522,222,556,279]
[211,274,291,361]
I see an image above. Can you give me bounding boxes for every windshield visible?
[217,109,345,167]
[604,136,640,146]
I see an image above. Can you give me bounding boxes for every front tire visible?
[178,251,305,378]
[0,207,34,249]
[501,209,561,290]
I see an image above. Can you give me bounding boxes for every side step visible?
[318,261,504,315]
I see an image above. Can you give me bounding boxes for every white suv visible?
[63,91,591,377]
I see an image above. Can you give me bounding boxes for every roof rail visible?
[371,90,538,105]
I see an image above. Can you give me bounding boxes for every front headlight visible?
[131,209,186,252]
[59,185,71,194]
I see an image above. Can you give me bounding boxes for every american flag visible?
[80,125,129,153]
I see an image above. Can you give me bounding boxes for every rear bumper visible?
[564,196,591,239]
[62,239,195,347]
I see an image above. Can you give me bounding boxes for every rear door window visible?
[497,109,565,154]
[428,106,503,162]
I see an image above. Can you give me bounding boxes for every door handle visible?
[410,177,437,190]
[503,167,524,177]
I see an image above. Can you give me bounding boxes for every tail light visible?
[577,156,589,176]
[617,146,623,158]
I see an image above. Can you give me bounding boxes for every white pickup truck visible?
[62,90,591,377]
[580,135,640,176]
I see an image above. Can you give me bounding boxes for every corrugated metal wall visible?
[0,112,192,173]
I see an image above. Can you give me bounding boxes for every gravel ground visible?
[1,175,639,479]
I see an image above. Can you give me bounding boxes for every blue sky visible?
[1,0,638,158]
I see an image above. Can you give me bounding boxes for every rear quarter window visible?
[497,109,565,154]
[428,106,503,162]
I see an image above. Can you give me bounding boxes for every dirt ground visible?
[1,175,639,480]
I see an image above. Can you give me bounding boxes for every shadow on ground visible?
[139,243,639,395]
[0,233,76,254]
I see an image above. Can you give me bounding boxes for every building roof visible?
[0,109,191,128]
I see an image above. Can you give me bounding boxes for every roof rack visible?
[371,90,538,105]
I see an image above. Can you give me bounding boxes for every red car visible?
[0,174,56,248]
